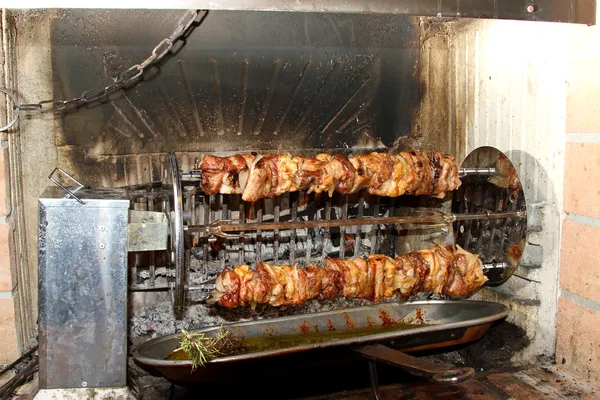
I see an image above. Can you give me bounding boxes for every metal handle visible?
[48,167,86,205]
[354,344,474,384]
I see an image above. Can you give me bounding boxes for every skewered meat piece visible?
[242,154,298,202]
[318,154,357,195]
[200,154,255,195]
[199,150,460,201]
[210,245,487,308]
[506,239,525,268]
[293,156,327,193]
[348,152,396,195]
[213,269,241,308]
[444,245,487,296]
[488,156,521,190]
[432,153,462,196]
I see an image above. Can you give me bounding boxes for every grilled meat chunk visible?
[210,245,487,308]
[200,154,254,195]
[199,150,460,201]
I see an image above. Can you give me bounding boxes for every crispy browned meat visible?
[318,154,357,195]
[348,152,395,195]
[447,245,488,294]
[199,154,254,195]
[294,156,326,192]
[212,269,240,308]
[210,245,487,308]
[488,157,521,190]
[241,154,299,202]
[506,239,525,268]
[200,151,460,201]
[199,155,227,195]
[242,154,277,202]
[432,153,462,197]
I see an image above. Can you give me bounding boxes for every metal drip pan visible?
[133,300,507,384]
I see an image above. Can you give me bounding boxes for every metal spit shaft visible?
[182,167,497,181]
[458,167,496,177]
[185,210,526,238]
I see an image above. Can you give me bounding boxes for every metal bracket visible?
[48,167,86,205]
[128,210,169,252]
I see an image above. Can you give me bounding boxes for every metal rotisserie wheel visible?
[452,147,527,285]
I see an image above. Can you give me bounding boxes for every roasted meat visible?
[210,245,487,308]
[488,157,521,190]
[199,150,460,201]
[200,154,255,195]
[506,239,525,268]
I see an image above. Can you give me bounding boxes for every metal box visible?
[38,187,130,389]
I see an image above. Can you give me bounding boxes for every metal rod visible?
[322,198,331,263]
[181,171,201,180]
[131,283,216,292]
[186,210,526,236]
[340,195,348,259]
[182,167,494,182]
[0,345,37,378]
[219,194,227,270]
[0,358,39,399]
[274,197,280,264]
[202,196,210,280]
[238,201,245,265]
[369,198,380,255]
[483,262,510,269]
[256,202,263,262]
[458,167,496,177]
[306,193,314,264]
[290,193,298,265]
[48,167,86,205]
[368,360,385,400]
[355,193,364,256]
[147,194,156,287]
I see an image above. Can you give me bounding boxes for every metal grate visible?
[127,189,408,293]
[186,192,398,287]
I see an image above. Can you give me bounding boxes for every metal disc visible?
[452,147,527,286]
[168,152,186,312]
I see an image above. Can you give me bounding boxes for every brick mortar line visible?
[0,290,13,299]
[0,215,5,224]
[561,289,600,314]
[565,133,600,143]
[564,213,600,228]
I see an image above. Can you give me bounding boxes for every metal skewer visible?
[482,262,510,270]
[458,167,496,177]
[185,210,526,238]
[182,167,496,181]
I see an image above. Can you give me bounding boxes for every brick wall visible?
[0,10,19,364]
[0,144,19,364]
[556,10,600,388]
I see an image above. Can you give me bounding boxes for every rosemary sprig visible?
[174,326,240,370]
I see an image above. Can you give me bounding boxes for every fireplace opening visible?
[0,3,598,398]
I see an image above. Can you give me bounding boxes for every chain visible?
[15,9,204,115]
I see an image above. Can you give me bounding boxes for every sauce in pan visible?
[167,322,430,361]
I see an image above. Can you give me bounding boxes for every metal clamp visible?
[48,167,86,205]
